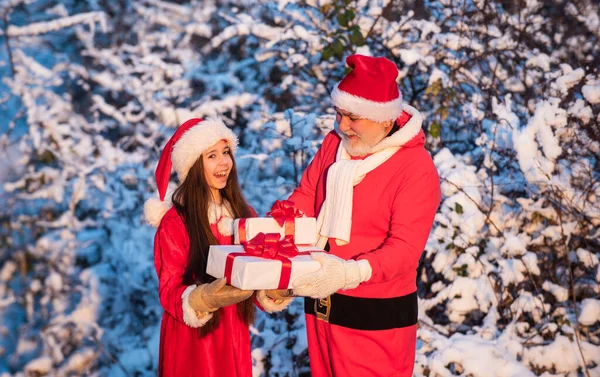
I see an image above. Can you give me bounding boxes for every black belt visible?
[304,292,418,331]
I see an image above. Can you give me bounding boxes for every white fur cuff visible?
[256,290,293,314]
[181,285,213,328]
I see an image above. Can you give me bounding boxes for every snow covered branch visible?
[0,11,107,37]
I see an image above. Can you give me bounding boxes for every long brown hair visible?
[172,150,254,336]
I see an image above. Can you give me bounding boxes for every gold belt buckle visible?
[314,296,331,322]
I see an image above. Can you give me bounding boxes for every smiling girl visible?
[144,118,288,377]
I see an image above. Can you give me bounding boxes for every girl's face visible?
[202,139,233,200]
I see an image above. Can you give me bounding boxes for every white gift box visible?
[206,245,324,290]
[233,217,317,245]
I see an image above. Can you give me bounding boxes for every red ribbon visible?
[244,233,300,258]
[238,218,248,243]
[224,233,308,289]
[266,200,304,237]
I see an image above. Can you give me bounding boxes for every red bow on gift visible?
[224,232,308,289]
[266,200,304,236]
[244,232,299,258]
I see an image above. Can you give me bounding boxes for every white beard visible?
[335,121,379,157]
[340,137,374,157]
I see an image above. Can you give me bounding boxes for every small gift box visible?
[233,218,317,245]
[233,200,317,245]
[206,233,323,290]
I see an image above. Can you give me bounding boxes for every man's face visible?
[335,107,393,156]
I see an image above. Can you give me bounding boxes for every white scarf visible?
[315,145,397,247]
[314,104,423,248]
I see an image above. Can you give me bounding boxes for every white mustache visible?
[334,121,360,139]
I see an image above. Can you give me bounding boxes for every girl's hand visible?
[189,278,253,313]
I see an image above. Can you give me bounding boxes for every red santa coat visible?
[289,108,441,377]
[153,207,252,377]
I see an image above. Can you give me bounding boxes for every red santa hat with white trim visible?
[331,54,402,123]
[144,117,238,227]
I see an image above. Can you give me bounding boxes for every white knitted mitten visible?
[292,252,371,298]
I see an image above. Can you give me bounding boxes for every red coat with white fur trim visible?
[289,106,441,376]
[290,109,440,298]
[153,207,251,377]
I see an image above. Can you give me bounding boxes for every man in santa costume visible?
[289,54,441,376]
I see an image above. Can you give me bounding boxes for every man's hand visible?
[256,289,294,313]
[292,252,371,298]
[264,289,294,301]
[189,278,253,313]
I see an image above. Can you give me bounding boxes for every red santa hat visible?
[144,117,238,227]
[331,54,403,123]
